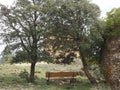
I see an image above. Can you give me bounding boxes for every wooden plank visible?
[46,72,79,78]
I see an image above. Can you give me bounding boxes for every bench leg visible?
[46,72,50,85]
[70,78,76,85]
[46,79,50,85]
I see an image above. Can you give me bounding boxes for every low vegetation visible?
[0,0,120,88]
[0,63,91,90]
[0,62,110,90]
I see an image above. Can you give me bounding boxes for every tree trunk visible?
[101,37,120,88]
[80,51,97,85]
[29,62,36,83]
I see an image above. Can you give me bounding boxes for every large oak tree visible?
[0,0,47,82]
[45,0,101,84]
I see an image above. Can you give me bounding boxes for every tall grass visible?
[0,63,110,90]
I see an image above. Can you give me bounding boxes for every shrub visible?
[19,69,29,82]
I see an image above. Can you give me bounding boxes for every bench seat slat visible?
[46,72,79,78]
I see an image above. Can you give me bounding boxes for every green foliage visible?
[0,0,47,63]
[89,65,105,83]
[0,0,102,82]
[0,0,53,82]
[12,50,29,64]
[87,29,104,63]
[19,69,29,82]
[45,0,101,64]
[0,0,101,64]
[105,8,120,37]
[39,50,53,63]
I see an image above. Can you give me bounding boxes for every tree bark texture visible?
[30,62,36,83]
[101,37,120,88]
[80,51,97,85]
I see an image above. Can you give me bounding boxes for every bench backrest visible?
[46,72,80,78]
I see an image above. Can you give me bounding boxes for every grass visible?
[0,62,110,90]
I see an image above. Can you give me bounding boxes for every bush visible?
[90,65,105,83]
[19,69,29,82]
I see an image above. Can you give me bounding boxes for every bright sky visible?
[92,0,120,17]
[0,0,120,54]
[0,0,120,17]
[0,0,15,6]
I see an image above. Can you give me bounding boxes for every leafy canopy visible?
[105,8,120,37]
[44,0,101,63]
[0,0,50,63]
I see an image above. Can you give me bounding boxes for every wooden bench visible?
[46,71,82,84]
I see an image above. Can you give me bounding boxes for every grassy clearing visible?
[0,63,110,90]
[0,63,89,90]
